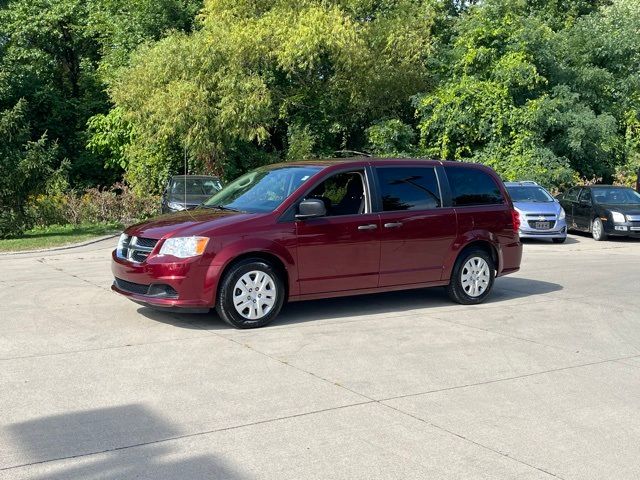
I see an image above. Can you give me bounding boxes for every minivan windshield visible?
[506,186,554,203]
[592,187,640,205]
[202,166,322,213]
[171,177,222,196]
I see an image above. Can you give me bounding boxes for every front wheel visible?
[591,218,607,241]
[447,248,495,305]
[216,259,285,328]
[552,237,566,244]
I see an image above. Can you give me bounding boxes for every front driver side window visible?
[579,189,592,205]
[306,171,366,216]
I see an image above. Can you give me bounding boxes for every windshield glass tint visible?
[203,166,321,213]
[592,187,640,205]
[171,178,221,196]
[507,186,554,203]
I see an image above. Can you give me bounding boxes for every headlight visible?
[559,208,566,220]
[117,233,129,255]
[167,202,186,211]
[158,236,209,258]
[611,211,626,223]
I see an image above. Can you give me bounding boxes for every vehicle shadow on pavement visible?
[271,277,562,327]
[136,308,218,330]
[521,236,580,245]
[4,404,247,479]
[134,278,562,330]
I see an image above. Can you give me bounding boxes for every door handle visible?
[358,224,378,231]
[384,222,403,228]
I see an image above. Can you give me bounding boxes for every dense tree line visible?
[1,0,639,236]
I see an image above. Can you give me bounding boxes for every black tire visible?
[216,259,285,329]
[552,237,566,244]
[591,217,607,241]
[446,248,496,305]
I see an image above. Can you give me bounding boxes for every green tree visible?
[0,0,203,190]
[414,0,636,188]
[0,100,59,238]
[96,0,440,192]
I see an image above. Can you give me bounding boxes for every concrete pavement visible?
[1,234,639,479]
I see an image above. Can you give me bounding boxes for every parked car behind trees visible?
[161,175,223,213]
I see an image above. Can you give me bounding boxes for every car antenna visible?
[184,143,187,210]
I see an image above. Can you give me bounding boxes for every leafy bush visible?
[0,100,59,238]
[27,183,160,229]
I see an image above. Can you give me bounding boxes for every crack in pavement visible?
[200,328,586,479]
[376,353,640,404]
[36,258,110,292]
[0,334,211,362]
[381,402,566,479]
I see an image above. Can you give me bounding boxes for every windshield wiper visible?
[201,204,243,212]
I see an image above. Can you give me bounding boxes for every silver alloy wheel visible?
[233,270,277,320]
[460,257,491,298]
[592,218,602,239]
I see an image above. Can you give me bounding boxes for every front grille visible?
[527,220,557,230]
[131,251,150,263]
[118,236,158,263]
[524,213,557,230]
[134,237,158,248]
[525,213,556,218]
[626,215,640,222]
[114,278,150,295]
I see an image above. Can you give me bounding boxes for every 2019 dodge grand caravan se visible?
[112,158,522,328]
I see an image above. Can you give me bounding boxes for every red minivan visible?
[112,158,522,328]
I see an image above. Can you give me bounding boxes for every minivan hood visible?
[513,201,560,214]
[125,209,249,239]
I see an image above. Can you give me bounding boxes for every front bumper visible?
[603,222,640,237]
[519,222,567,239]
[111,250,219,310]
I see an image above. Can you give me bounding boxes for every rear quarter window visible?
[444,166,504,206]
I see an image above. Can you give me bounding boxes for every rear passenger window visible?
[445,167,504,206]
[376,167,441,211]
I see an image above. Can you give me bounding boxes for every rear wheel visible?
[591,218,607,241]
[216,259,285,328]
[447,248,495,305]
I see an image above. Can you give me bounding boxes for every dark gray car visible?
[161,175,223,213]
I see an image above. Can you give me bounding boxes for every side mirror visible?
[295,199,326,220]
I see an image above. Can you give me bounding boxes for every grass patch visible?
[0,222,122,252]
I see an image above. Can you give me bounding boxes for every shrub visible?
[26,183,160,229]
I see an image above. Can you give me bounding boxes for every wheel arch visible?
[216,251,290,304]
[443,237,500,281]
[459,240,499,270]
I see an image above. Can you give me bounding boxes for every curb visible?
[0,233,120,256]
